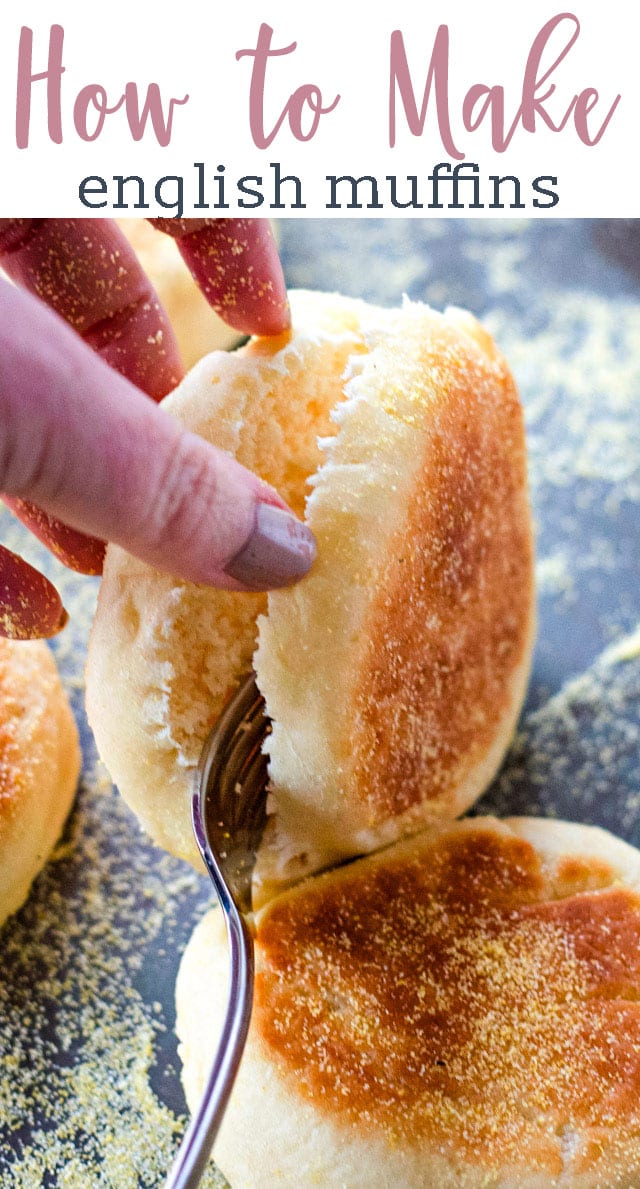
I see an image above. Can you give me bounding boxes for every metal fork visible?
[165,673,271,1189]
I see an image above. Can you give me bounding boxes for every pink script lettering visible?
[15,25,189,149]
[237,23,340,149]
[389,13,620,155]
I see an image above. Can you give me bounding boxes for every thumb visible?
[0,280,315,590]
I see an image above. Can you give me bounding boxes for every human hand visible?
[0,219,312,639]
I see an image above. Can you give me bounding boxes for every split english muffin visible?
[86,290,534,891]
[177,816,640,1188]
[0,638,80,928]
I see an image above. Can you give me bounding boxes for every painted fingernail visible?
[224,503,316,590]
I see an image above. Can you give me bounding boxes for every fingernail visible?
[224,503,316,590]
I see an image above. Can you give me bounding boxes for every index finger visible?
[150,219,290,336]
[0,218,184,402]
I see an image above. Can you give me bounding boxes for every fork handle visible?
[165,892,255,1188]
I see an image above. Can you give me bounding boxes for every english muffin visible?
[177,817,640,1188]
[0,638,80,927]
[86,291,534,887]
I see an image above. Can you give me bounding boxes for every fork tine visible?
[217,704,268,825]
[201,677,264,814]
[239,748,270,831]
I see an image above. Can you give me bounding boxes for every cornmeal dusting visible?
[257,827,640,1179]
[0,780,224,1188]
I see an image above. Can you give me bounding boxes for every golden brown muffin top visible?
[352,315,533,825]
[255,822,640,1180]
[0,640,47,832]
